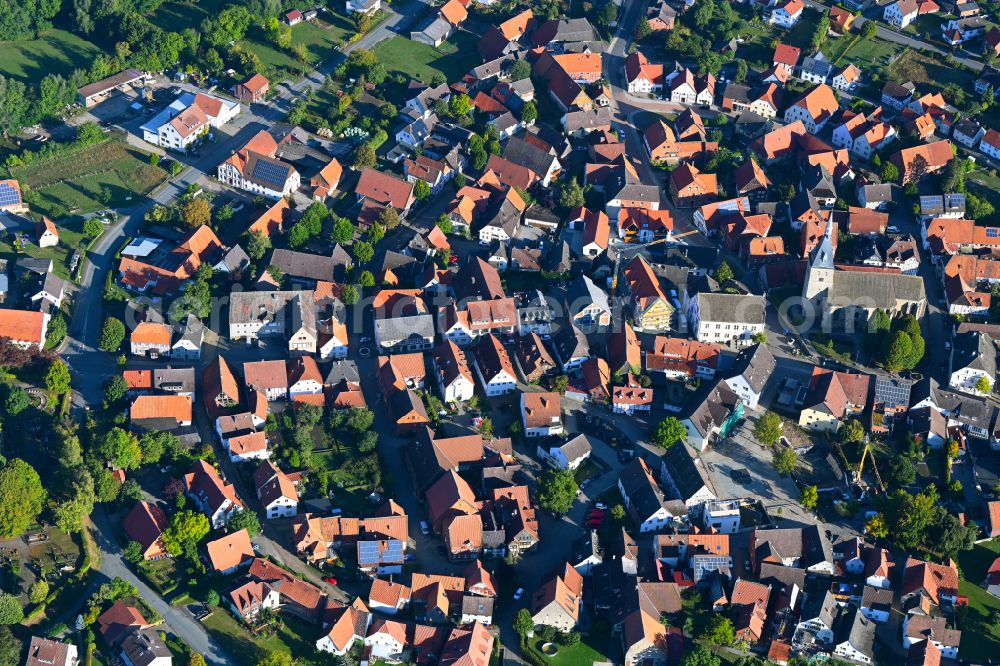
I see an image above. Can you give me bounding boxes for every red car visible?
[585,518,604,528]
[589,509,606,518]
[323,576,338,585]
[449,254,459,264]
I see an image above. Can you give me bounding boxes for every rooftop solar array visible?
[252,159,290,188]
[874,375,911,408]
[358,541,380,565]
[0,183,21,207]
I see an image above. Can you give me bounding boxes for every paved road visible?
[89,509,238,666]
[54,0,432,655]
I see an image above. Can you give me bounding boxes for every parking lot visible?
[698,415,817,527]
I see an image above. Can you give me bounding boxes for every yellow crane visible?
[856,443,885,493]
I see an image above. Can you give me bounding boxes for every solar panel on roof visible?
[252,159,290,187]
[988,228,998,238]
[0,183,21,207]
[358,541,380,565]
[948,193,966,208]
[919,196,938,207]
[384,540,404,561]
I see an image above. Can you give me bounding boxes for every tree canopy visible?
[0,459,46,538]
[653,416,687,448]
[537,469,578,515]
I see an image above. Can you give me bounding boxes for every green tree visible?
[514,608,534,636]
[551,375,568,394]
[257,652,294,666]
[653,416,687,448]
[99,317,126,352]
[866,512,888,538]
[0,459,45,537]
[353,241,374,264]
[634,16,652,39]
[229,509,262,537]
[976,375,992,394]
[681,645,721,666]
[510,59,532,81]
[97,428,143,471]
[611,504,626,521]
[884,330,913,372]
[800,485,819,510]
[598,1,618,25]
[367,222,386,244]
[702,615,735,646]
[45,359,71,395]
[342,285,359,305]
[104,374,129,404]
[359,270,375,288]
[354,143,376,169]
[2,385,28,417]
[140,431,176,465]
[244,230,271,260]
[28,580,48,604]
[889,456,916,487]
[414,180,431,200]
[53,472,95,534]
[841,418,865,443]
[0,626,19,666]
[772,447,798,475]
[559,178,585,209]
[332,217,354,244]
[0,595,22,625]
[521,101,537,125]
[449,93,472,117]
[45,313,67,348]
[881,161,899,183]
[188,655,208,666]
[715,261,734,283]
[537,468,578,515]
[162,510,211,558]
[861,20,878,40]
[752,411,782,446]
[377,206,400,230]
[181,197,212,228]
[123,540,144,563]
[83,217,104,239]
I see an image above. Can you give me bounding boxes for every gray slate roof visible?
[696,292,766,324]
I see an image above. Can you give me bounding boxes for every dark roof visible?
[660,442,714,501]
[502,136,556,179]
[618,459,668,522]
[268,249,338,282]
[833,606,875,660]
[952,331,996,377]
[726,343,775,394]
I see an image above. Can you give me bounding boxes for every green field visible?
[530,637,608,666]
[888,48,976,91]
[8,139,168,217]
[0,217,87,280]
[242,16,357,79]
[374,31,478,85]
[0,29,101,83]
[958,538,1000,661]
[202,606,316,661]
[147,0,228,32]
[826,33,904,69]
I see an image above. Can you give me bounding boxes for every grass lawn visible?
[957,539,1000,661]
[968,169,1000,225]
[888,48,976,92]
[8,139,168,217]
[826,33,904,69]
[531,637,608,666]
[201,606,316,661]
[138,558,179,597]
[146,0,228,32]
[242,16,357,80]
[0,216,87,280]
[0,29,101,83]
[374,31,478,85]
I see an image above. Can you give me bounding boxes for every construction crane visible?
[856,443,885,494]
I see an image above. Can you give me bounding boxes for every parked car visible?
[324,577,338,585]
[404,553,416,561]
[595,502,608,511]
[420,521,430,535]
[513,588,524,600]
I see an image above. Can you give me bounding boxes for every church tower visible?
[803,220,835,305]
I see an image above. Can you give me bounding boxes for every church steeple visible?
[811,219,835,270]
